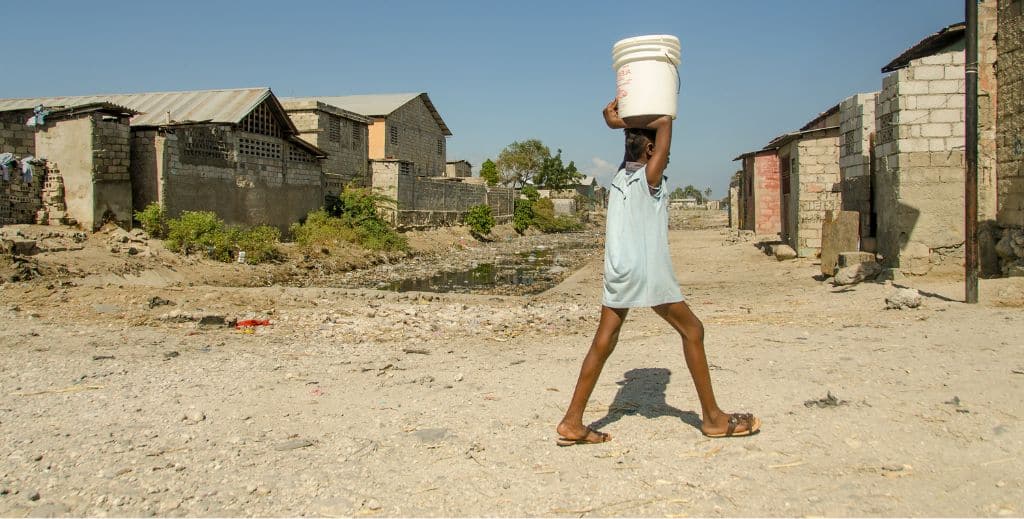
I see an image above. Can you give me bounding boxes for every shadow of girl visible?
[589,367,702,431]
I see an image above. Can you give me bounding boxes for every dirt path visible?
[1,226,1022,516]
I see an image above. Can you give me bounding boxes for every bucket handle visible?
[665,51,680,94]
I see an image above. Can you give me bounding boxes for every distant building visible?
[444,160,472,178]
[0,88,327,231]
[285,93,451,177]
[282,99,371,194]
[732,148,781,236]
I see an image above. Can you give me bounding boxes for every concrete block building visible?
[774,105,842,257]
[0,88,327,232]
[444,160,472,178]
[732,148,781,236]
[281,99,371,194]
[286,93,451,177]
[0,102,136,229]
[874,20,997,274]
[838,92,880,246]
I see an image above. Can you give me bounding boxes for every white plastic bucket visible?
[612,34,681,119]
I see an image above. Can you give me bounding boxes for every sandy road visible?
[1,227,1022,516]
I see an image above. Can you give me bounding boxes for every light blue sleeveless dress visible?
[602,163,685,308]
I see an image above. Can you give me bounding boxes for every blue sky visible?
[2,1,963,197]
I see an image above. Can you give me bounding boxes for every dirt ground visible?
[1,212,1023,517]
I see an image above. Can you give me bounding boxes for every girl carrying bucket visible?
[554,99,760,446]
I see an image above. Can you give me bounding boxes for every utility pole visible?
[965,0,979,304]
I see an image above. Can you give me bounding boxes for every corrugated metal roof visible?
[279,99,371,124]
[0,87,272,127]
[284,93,452,136]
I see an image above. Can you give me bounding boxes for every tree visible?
[704,187,713,201]
[669,187,686,199]
[534,149,584,190]
[479,159,499,187]
[682,184,704,204]
[496,139,550,188]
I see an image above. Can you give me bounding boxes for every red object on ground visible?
[236,319,271,328]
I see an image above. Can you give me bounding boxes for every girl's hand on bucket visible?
[603,98,626,129]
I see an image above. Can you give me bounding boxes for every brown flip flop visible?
[703,413,761,438]
[555,427,612,447]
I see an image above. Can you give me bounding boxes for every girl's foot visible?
[555,422,612,446]
[701,412,760,438]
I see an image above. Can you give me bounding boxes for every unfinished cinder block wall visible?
[839,92,879,242]
[35,111,133,230]
[779,130,842,257]
[874,21,997,275]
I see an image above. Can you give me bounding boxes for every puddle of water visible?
[380,248,572,294]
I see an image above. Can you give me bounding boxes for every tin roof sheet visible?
[0,87,273,127]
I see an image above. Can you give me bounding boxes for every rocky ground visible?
[1,210,1023,517]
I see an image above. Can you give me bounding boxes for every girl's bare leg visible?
[556,306,628,442]
[653,301,758,436]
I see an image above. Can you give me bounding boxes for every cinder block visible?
[913,65,946,80]
[919,53,954,66]
[945,64,965,79]
[921,123,953,138]
[929,79,962,94]
[930,108,963,123]
[916,94,954,109]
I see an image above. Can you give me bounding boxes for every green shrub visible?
[232,225,282,264]
[465,205,495,236]
[522,185,540,201]
[165,211,227,256]
[134,203,167,238]
[513,199,533,234]
[532,198,583,233]
[291,189,408,253]
[164,211,280,263]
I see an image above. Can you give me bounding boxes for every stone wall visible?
[384,98,446,177]
[839,92,879,239]
[0,110,35,156]
[444,161,472,178]
[998,0,1024,228]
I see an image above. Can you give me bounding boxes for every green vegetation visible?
[134,203,168,238]
[479,158,499,187]
[667,185,708,204]
[164,211,280,264]
[496,139,550,188]
[291,188,407,252]
[465,204,496,236]
[512,198,533,234]
[530,198,583,233]
[533,149,582,190]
